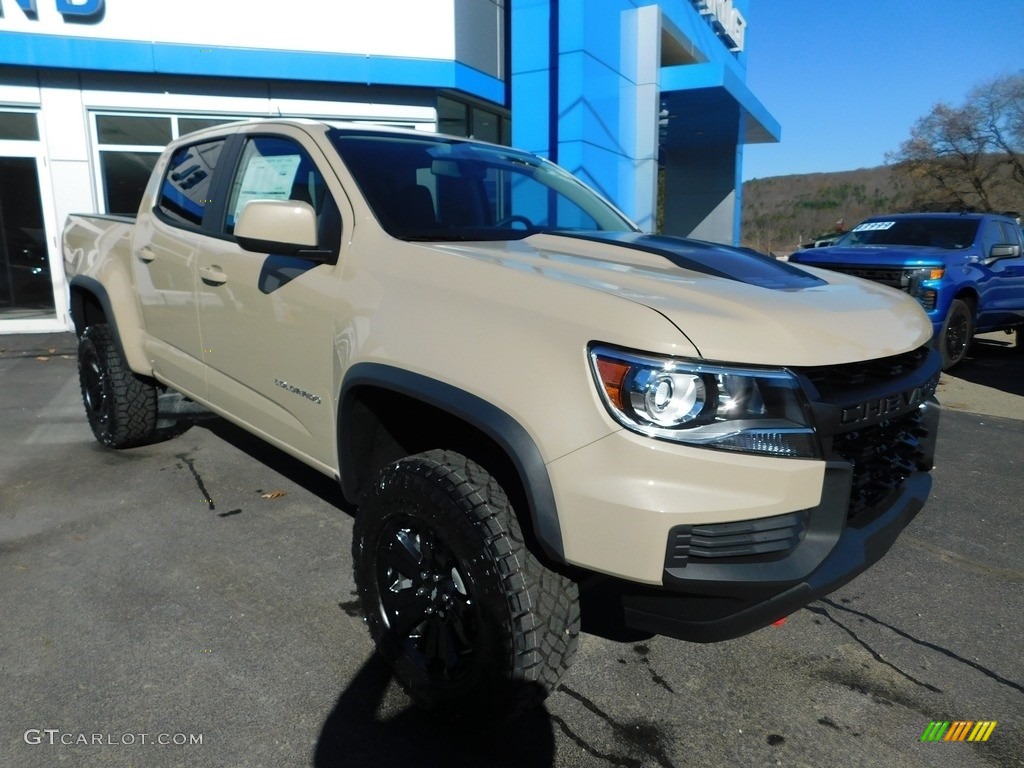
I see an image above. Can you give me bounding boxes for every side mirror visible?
[988,243,1021,260]
[978,243,1019,268]
[235,200,332,262]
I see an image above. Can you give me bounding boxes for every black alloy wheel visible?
[353,449,580,718]
[375,515,480,684]
[939,298,974,370]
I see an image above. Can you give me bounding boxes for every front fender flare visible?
[338,363,565,562]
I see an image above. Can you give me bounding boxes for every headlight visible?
[589,345,820,458]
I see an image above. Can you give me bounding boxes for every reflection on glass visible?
[100,151,160,215]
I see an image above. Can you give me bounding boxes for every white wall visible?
[0,0,457,60]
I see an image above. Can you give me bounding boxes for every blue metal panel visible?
[511,69,551,156]
[660,62,780,146]
[0,33,505,103]
[556,51,627,150]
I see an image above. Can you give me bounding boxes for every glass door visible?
[0,155,54,319]
[0,110,65,331]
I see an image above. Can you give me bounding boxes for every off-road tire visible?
[77,323,158,448]
[353,449,580,718]
[938,298,974,370]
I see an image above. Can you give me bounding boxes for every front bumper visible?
[619,461,932,642]
[556,346,941,643]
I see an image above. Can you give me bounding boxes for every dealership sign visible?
[693,0,746,52]
[0,0,104,21]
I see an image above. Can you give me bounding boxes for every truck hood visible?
[789,244,955,268]
[434,232,933,367]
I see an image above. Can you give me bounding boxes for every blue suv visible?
[789,212,1024,369]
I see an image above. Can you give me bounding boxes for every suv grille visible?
[798,345,931,398]
[793,345,939,521]
[818,265,912,292]
[830,407,930,520]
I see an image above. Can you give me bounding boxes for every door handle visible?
[199,265,228,285]
[136,246,156,263]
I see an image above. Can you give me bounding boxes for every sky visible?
[740,0,1024,180]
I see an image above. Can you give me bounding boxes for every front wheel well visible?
[950,288,978,314]
[338,379,564,566]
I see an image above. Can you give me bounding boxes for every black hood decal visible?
[552,232,828,291]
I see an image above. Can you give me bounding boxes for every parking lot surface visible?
[1,333,1022,767]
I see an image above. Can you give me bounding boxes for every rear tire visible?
[938,298,974,370]
[353,449,580,719]
[77,323,157,448]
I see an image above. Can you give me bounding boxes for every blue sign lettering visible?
[0,0,104,21]
[5,0,39,18]
[56,0,104,20]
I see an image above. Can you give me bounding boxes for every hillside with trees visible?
[741,70,1024,255]
[741,166,907,255]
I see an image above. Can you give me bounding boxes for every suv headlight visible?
[589,345,820,458]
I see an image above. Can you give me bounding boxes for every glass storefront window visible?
[0,112,39,141]
[100,151,161,216]
[94,113,243,214]
[437,97,509,145]
[97,115,172,146]
[472,108,500,144]
[179,117,236,136]
[438,97,469,137]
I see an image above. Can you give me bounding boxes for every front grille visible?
[798,345,932,398]
[665,511,808,567]
[821,265,911,292]
[830,407,930,520]
[794,345,939,521]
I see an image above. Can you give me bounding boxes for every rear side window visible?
[156,139,225,228]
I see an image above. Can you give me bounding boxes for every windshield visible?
[328,130,637,241]
[838,217,979,249]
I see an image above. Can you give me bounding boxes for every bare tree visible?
[974,72,1024,187]
[888,71,1024,211]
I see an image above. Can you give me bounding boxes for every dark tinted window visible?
[981,221,1004,255]
[97,115,172,146]
[101,151,160,215]
[179,117,236,136]
[843,217,979,249]
[997,221,1022,247]
[329,130,634,241]
[0,111,38,141]
[156,139,225,228]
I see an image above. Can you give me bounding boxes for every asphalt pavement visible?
[1,332,1022,768]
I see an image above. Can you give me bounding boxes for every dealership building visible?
[0,0,778,333]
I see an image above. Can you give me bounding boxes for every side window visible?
[980,220,1004,255]
[156,139,225,228]
[224,136,337,250]
[997,221,1022,248]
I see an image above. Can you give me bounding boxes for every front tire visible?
[77,323,157,448]
[353,449,580,718]
[938,298,974,370]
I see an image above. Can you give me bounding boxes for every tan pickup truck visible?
[63,119,941,716]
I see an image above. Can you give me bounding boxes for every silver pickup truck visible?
[63,119,941,717]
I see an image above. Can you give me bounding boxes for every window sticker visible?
[852,221,895,232]
[232,154,301,219]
